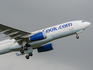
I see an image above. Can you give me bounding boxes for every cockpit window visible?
[82,20,85,22]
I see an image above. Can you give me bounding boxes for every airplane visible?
[0,20,91,59]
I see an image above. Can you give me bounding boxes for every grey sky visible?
[0,0,93,70]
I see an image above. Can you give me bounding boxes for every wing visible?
[0,23,31,45]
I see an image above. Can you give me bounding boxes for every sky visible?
[0,0,93,70]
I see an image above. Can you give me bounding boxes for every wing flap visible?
[0,23,31,44]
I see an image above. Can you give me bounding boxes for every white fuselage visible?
[0,20,91,54]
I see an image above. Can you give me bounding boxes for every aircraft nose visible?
[86,22,91,27]
[84,22,91,29]
[82,21,91,30]
[87,22,91,26]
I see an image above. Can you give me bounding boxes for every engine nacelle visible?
[37,43,53,53]
[29,32,47,41]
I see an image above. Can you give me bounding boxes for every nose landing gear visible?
[76,33,79,39]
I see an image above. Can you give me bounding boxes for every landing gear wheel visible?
[26,43,31,47]
[76,35,79,39]
[25,55,29,59]
[24,47,28,50]
[20,49,24,54]
[29,53,33,56]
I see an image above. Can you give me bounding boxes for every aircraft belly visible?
[0,48,11,54]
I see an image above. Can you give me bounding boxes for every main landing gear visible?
[20,43,31,54]
[20,47,33,59]
[76,33,79,39]
[20,41,33,59]
[25,53,33,59]
[20,49,24,54]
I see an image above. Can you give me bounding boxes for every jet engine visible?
[29,32,47,41]
[37,43,53,52]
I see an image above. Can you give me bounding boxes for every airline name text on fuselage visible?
[42,23,72,33]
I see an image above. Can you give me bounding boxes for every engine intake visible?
[37,43,53,53]
[29,32,47,41]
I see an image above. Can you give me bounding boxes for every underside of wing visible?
[0,23,31,44]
